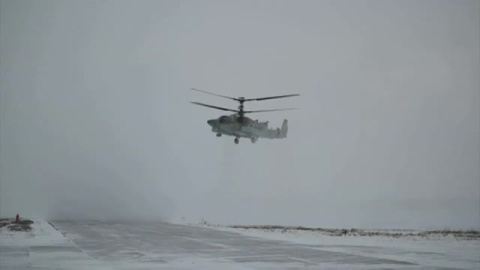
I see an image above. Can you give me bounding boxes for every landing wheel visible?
[216,133,221,137]
[234,137,239,144]
[251,137,257,143]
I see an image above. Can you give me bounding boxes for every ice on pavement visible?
[199,224,480,270]
[1,220,479,269]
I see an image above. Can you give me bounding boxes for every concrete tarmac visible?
[1,220,471,269]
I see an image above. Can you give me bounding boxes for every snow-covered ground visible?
[0,219,67,247]
[0,219,106,269]
[197,224,480,269]
[1,220,479,269]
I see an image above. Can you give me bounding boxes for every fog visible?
[1,0,479,229]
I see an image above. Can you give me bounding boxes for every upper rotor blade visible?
[244,108,298,113]
[244,94,300,101]
[191,102,239,113]
[191,88,238,101]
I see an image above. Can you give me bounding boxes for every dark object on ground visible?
[0,218,34,232]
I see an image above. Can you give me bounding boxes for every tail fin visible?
[279,119,288,138]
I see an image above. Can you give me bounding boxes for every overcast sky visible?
[1,0,479,229]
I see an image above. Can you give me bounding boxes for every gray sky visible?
[1,0,479,229]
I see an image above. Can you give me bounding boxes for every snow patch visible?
[0,219,69,246]
[193,223,480,270]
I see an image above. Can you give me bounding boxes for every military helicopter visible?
[190,88,299,144]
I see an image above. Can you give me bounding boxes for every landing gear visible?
[234,137,239,144]
[251,137,257,143]
[216,133,221,137]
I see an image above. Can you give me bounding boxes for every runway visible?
[1,220,476,269]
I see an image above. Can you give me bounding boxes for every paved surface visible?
[53,221,430,269]
[1,221,471,269]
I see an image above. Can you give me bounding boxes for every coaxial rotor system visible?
[190,88,299,118]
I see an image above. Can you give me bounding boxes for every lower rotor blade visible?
[191,102,239,113]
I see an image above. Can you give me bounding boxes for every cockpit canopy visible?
[219,115,229,123]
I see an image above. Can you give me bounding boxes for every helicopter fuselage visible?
[207,114,288,143]
[190,87,298,144]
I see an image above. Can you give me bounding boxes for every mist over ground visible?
[0,1,479,229]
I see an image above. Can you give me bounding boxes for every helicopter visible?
[190,88,299,144]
